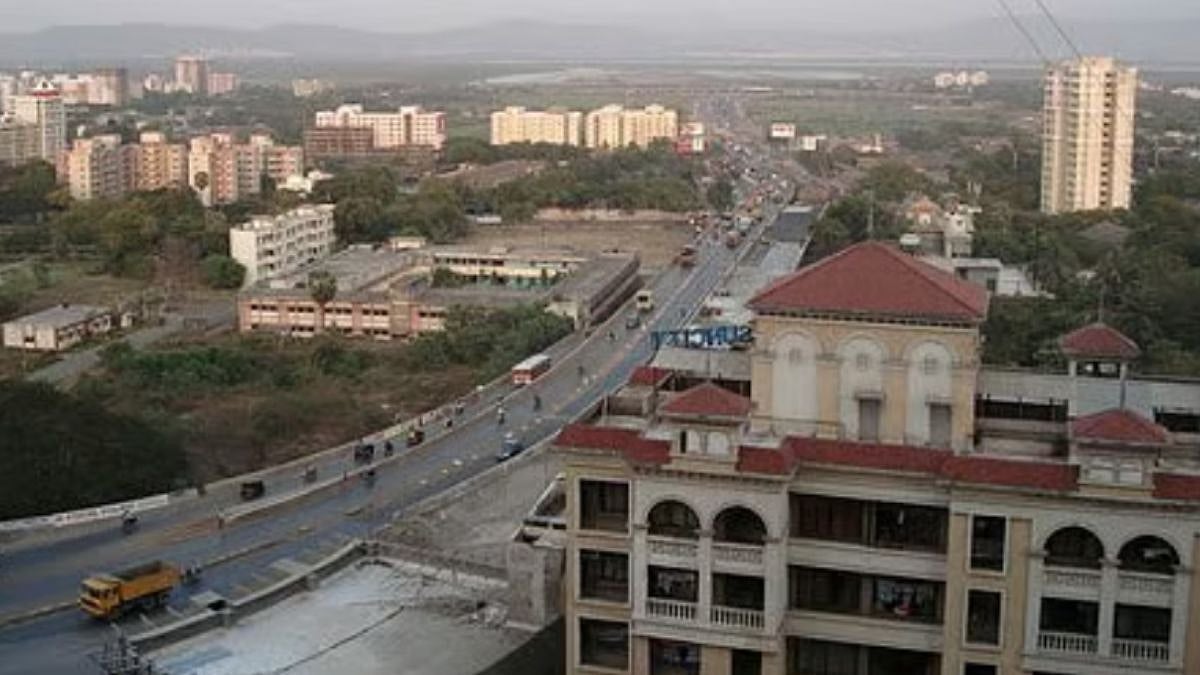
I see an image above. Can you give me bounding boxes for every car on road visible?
[497,433,525,462]
[625,313,641,330]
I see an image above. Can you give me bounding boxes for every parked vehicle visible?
[406,428,426,447]
[240,480,265,501]
[497,433,525,462]
[353,443,375,464]
[79,561,181,620]
[676,245,698,268]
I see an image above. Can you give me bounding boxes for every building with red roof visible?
[1059,322,1141,361]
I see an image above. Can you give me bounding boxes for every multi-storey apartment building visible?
[10,81,65,162]
[1041,57,1137,215]
[552,242,1200,675]
[206,72,239,96]
[174,55,209,96]
[0,115,38,167]
[228,204,336,287]
[134,132,188,191]
[60,134,136,201]
[491,106,583,146]
[187,133,304,206]
[584,105,679,150]
[313,104,447,150]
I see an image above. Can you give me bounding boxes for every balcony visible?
[713,542,764,567]
[646,598,697,623]
[647,537,698,560]
[710,605,764,630]
[1037,631,1097,655]
[1112,638,1169,664]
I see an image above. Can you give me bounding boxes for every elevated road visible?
[0,200,780,674]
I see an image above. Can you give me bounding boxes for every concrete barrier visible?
[0,494,170,533]
[131,541,368,653]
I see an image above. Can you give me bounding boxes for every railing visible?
[710,605,765,630]
[1112,638,1170,664]
[646,598,697,622]
[1043,567,1102,590]
[647,537,699,559]
[1118,572,1174,596]
[1038,631,1098,655]
[712,542,764,566]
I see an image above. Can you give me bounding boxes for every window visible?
[713,506,767,545]
[579,618,628,670]
[713,573,765,611]
[964,665,997,675]
[970,516,1007,571]
[874,503,948,552]
[1040,598,1098,636]
[649,566,698,603]
[966,590,1002,646]
[579,480,629,533]
[928,404,952,448]
[872,576,942,623]
[651,640,700,675]
[1118,536,1180,575]
[787,638,859,675]
[1044,527,1104,569]
[648,501,700,539]
[579,550,628,604]
[789,566,861,614]
[732,650,761,675]
[858,398,882,442]
[1114,605,1170,643]
[789,494,864,543]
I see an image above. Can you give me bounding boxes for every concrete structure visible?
[206,72,239,96]
[314,104,447,150]
[135,132,188,191]
[89,68,128,106]
[303,126,376,160]
[677,122,707,156]
[237,245,640,340]
[229,205,336,287]
[292,79,334,98]
[584,105,679,150]
[2,304,115,351]
[934,70,990,89]
[10,81,66,162]
[902,195,977,259]
[491,106,583,146]
[549,241,1200,675]
[0,115,38,167]
[174,55,209,96]
[60,134,136,201]
[188,133,304,206]
[1041,57,1137,214]
[768,123,796,142]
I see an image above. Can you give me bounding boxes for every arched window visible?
[647,500,700,539]
[713,506,767,545]
[1045,527,1104,569]
[1119,536,1180,575]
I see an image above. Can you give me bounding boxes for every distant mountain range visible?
[1,17,1198,66]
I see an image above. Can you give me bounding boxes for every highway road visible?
[0,194,781,673]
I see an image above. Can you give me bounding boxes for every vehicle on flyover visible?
[676,245,698,269]
[79,560,181,620]
[511,353,551,386]
[497,433,525,462]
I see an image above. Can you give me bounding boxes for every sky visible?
[0,0,1195,33]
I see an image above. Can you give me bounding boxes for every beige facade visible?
[1041,56,1137,214]
[174,55,209,95]
[314,104,447,150]
[0,117,38,167]
[553,243,1200,675]
[187,133,304,206]
[10,82,66,162]
[60,134,136,201]
[491,106,583,146]
[135,132,188,191]
[584,104,679,149]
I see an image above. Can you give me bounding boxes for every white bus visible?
[511,354,552,386]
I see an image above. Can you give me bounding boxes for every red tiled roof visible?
[1059,322,1140,360]
[1071,409,1169,445]
[660,382,752,419]
[943,455,1079,491]
[748,241,989,323]
[629,365,671,387]
[1153,473,1200,501]
[554,423,670,465]
[742,437,1079,493]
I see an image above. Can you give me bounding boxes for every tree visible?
[308,270,338,334]
[706,178,735,213]
[202,254,246,289]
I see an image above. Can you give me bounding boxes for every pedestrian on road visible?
[497,406,506,426]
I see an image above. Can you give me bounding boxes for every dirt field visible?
[463,220,694,269]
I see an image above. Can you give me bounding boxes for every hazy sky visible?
[1,0,1195,33]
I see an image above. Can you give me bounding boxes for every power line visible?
[993,0,1050,64]
[1032,0,1083,60]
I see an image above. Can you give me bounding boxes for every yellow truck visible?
[79,561,181,620]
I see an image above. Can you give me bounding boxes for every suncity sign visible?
[652,324,754,351]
